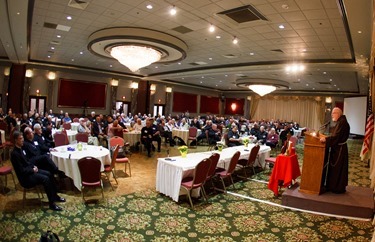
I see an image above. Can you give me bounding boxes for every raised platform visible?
[282,185,374,219]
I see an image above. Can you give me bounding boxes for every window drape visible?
[251,96,324,129]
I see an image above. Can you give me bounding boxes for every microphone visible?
[319,121,330,129]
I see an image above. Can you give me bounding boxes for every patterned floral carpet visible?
[0,139,373,241]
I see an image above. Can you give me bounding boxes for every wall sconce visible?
[166,87,172,93]
[122,96,126,100]
[231,103,237,112]
[4,67,10,76]
[48,71,56,80]
[111,78,119,86]
[36,89,40,95]
[325,97,332,103]
[150,84,156,91]
[158,99,161,103]
[25,69,33,78]
[130,82,138,89]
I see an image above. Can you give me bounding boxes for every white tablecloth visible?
[51,144,111,190]
[70,123,80,131]
[156,144,271,202]
[172,129,201,145]
[293,128,305,138]
[52,129,78,144]
[123,131,141,146]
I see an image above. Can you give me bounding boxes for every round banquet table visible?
[50,144,111,190]
[52,129,78,144]
[123,131,141,146]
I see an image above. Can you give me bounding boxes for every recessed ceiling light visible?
[209,57,212,60]
[358,30,362,34]
[215,84,218,87]
[201,76,204,78]
[178,62,181,65]
[146,4,153,9]
[51,47,55,50]
[216,35,221,39]
[80,51,83,55]
[249,52,254,55]
[200,81,203,84]
[232,37,238,44]
[209,24,215,32]
[170,6,176,15]
[329,79,332,82]
[71,58,74,61]
[17,12,20,15]
[225,75,228,77]
[334,84,337,87]
[279,24,285,29]
[57,35,61,38]
[337,88,340,90]
[47,55,51,58]
[323,72,326,74]
[282,4,289,9]
[67,16,72,20]
[306,84,309,86]
[312,88,315,90]
[155,66,159,68]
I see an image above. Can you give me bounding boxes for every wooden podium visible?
[299,132,326,195]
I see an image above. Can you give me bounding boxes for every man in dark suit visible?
[33,124,55,155]
[11,131,65,211]
[92,116,108,147]
[141,119,156,157]
[23,127,60,175]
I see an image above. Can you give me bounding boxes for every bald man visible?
[320,107,350,194]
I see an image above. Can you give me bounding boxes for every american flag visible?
[360,98,374,161]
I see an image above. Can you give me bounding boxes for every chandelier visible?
[110,45,162,72]
[248,84,277,96]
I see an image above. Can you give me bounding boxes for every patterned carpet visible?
[0,139,373,241]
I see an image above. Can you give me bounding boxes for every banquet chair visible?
[112,128,124,137]
[188,127,198,148]
[215,151,240,192]
[109,136,131,177]
[54,132,69,147]
[0,121,8,136]
[102,145,118,190]
[205,153,220,191]
[109,136,130,157]
[237,145,260,179]
[76,133,89,143]
[2,127,16,160]
[62,123,71,130]
[78,156,105,202]
[0,155,16,193]
[22,186,44,208]
[73,118,79,123]
[180,158,211,208]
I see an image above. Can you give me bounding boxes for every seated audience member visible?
[265,128,279,148]
[5,110,17,131]
[133,118,144,132]
[92,116,108,147]
[78,118,90,134]
[89,111,96,122]
[20,113,32,128]
[151,119,162,152]
[179,118,189,130]
[141,119,156,157]
[62,112,72,124]
[250,123,260,137]
[192,120,212,145]
[11,131,65,211]
[42,123,55,148]
[33,124,55,154]
[227,125,241,147]
[293,121,300,130]
[288,123,295,136]
[117,115,128,131]
[23,128,61,175]
[257,126,268,144]
[279,125,292,146]
[48,109,55,118]
[207,123,221,145]
[190,118,201,129]
[109,119,123,138]
[161,119,175,147]
[58,110,65,120]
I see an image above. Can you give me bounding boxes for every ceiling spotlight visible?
[57,35,61,38]
[216,35,221,39]
[232,37,238,44]
[249,52,254,55]
[170,6,177,15]
[279,24,285,29]
[209,24,215,32]
[146,4,153,9]
[67,16,72,20]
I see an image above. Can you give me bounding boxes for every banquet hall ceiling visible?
[0,0,372,96]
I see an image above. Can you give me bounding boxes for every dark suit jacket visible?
[33,134,50,155]
[23,139,43,162]
[92,121,104,137]
[10,147,35,187]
